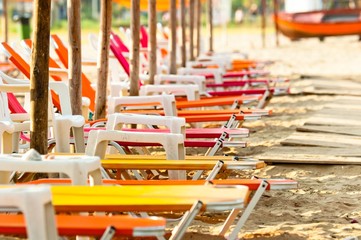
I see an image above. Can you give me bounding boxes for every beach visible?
[182,33,361,239]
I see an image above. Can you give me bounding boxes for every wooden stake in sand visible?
[129,0,140,94]
[273,0,279,46]
[30,0,51,154]
[207,0,213,52]
[180,0,187,67]
[2,0,8,45]
[169,0,177,74]
[95,0,112,119]
[67,0,82,115]
[189,0,195,60]
[148,0,157,84]
[261,0,266,48]
[196,0,202,57]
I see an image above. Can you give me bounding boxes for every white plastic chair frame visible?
[85,129,186,180]
[0,185,58,239]
[0,150,102,185]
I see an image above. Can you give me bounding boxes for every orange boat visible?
[275,8,361,40]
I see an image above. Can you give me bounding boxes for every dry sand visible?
[180,34,361,239]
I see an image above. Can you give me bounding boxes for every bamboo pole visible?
[180,0,187,67]
[148,0,157,83]
[30,0,51,154]
[129,0,140,95]
[207,0,213,52]
[67,0,82,115]
[169,0,177,74]
[261,0,266,48]
[196,0,201,57]
[273,0,279,46]
[95,0,112,119]
[189,0,195,60]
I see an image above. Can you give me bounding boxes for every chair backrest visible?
[109,38,131,77]
[1,43,62,111]
[140,26,148,48]
[50,34,96,112]
[110,31,129,52]
[0,77,10,121]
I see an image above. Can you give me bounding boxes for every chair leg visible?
[72,126,85,153]
[169,200,203,240]
[222,180,269,239]
[2,132,13,154]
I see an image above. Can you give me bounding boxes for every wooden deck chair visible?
[0,185,166,239]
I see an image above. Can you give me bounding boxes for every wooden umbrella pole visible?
[207,0,213,52]
[95,0,112,119]
[67,0,82,115]
[180,0,187,67]
[30,0,51,154]
[169,0,177,74]
[273,0,279,46]
[130,0,140,95]
[196,0,201,57]
[189,0,195,60]
[261,0,266,48]
[148,0,157,84]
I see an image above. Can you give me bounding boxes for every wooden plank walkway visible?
[293,78,361,96]
[256,96,361,164]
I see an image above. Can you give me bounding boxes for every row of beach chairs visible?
[0,32,295,239]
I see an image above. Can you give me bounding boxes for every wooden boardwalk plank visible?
[297,125,361,136]
[281,132,361,148]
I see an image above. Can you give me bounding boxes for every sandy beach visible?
[180,33,361,239]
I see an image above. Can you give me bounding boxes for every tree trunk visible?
[129,0,140,95]
[207,0,213,52]
[180,0,187,67]
[148,0,157,84]
[196,0,202,57]
[30,0,51,154]
[67,0,82,115]
[169,0,177,74]
[189,0,195,60]
[95,0,112,119]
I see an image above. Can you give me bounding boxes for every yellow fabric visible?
[49,185,248,211]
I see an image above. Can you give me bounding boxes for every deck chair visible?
[109,33,277,105]
[139,25,270,72]
[26,177,297,238]
[1,183,252,240]
[0,185,167,239]
[0,72,85,153]
[1,70,248,157]
[0,41,92,118]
